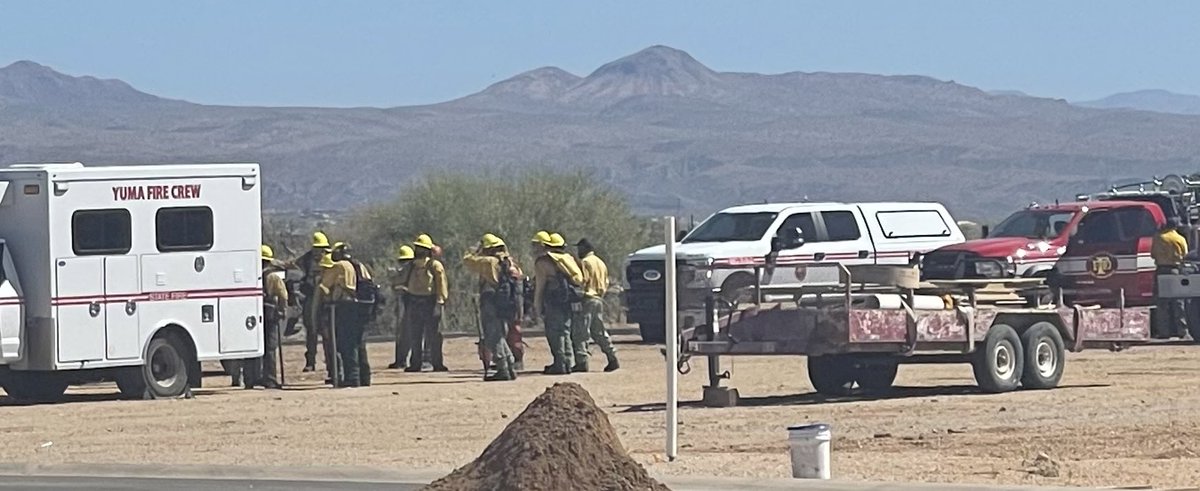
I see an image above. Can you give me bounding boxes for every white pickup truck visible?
[624,202,965,342]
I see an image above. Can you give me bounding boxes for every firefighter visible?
[1152,217,1189,337]
[315,251,358,386]
[294,231,332,373]
[572,238,619,372]
[463,233,519,381]
[332,242,375,387]
[532,231,584,375]
[244,244,286,389]
[387,245,416,370]
[405,234,449,372]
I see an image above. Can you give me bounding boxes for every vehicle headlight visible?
[974,261,1003,278]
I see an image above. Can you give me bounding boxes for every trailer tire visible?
[143,336,190,398]
[1019,322,1065,390]
[807,355,855,397]
[3,372,68,403]
[972,324,1024,393]
[856,361,899,393]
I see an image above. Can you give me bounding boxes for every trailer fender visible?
[989,312,1073,346]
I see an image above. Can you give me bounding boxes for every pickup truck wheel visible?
[1019,322,1065,390]
[719,273,756,304]
[807,355,855,396]
[972,324,1024,393]
[638,322,666,344]
[855,361,899,393]
[3,372,68,403]
[144,336,190,398]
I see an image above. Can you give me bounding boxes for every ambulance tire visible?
[3,372,68,403]
[807,355,856,397]
[1019,322,1065,390]
[972,324,1024,393]
[143,336,190,398]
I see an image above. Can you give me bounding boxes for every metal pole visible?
[665,216,679,462]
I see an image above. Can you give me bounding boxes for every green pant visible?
[480,293,514,371]
[543,304,572,367]
[572,296,615,364]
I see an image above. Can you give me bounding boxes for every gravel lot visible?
[1,333,1199,488]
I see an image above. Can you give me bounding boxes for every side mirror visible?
[773,227,805,252]
[981,225,990,238]
[676,229,688,242]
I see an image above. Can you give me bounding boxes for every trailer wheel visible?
[856,361,899,393]
[972,324,1024,393]
[143,336,190,398]
[807,355,855,396]
[1020,322,1065,390]
[3,372,68,403]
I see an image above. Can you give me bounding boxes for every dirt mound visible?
[424,382,670,491]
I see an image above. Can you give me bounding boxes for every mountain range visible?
[3,46,1200,220]
[1075,89,1200,115]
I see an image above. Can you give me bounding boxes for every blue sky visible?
[1,1,1197,107]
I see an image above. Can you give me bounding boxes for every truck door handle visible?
[858,250,870,259]
[813,253,826,261]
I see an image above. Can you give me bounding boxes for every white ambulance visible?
[0,162,263,401]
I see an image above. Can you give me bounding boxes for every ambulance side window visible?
[156,206,214,252]
[72,209,133,255]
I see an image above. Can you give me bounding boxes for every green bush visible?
[341,168,656,334]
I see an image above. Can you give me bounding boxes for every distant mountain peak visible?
[480,66,581,100]
[0,59,161,105]
[563,45,724,103]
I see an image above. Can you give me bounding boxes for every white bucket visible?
[787,423,831,479]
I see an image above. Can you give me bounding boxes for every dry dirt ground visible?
[2,333,1200,489]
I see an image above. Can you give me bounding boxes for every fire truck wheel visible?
[807,355,855,397]
[972,324,1024,393]
[855,361,899,393]
[1019,322,1065,390]
[3,372,68,403]
[143,336,190,398]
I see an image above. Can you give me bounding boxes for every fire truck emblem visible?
[793,265,808,281]
[1086,252,1117,279]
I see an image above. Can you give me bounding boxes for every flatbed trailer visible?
[680,264,1154,407]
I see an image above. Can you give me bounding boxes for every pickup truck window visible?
[1074,207,1155,244]
[991,210,1074,239]
[823,211,862,241]
[683,212,777,243]
[876,210,951,239]
[779,213,818,242]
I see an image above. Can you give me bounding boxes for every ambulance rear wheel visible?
[144,337,189,398]
[115,367,147,399]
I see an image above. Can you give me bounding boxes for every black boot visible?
[572,361,589,373]
[604,354,621,373]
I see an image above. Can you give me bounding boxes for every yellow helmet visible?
[332,241,348,252]
[312,231,330,248]
[319,252,335,268]
[260,244,274,260]
[414,233,436,250]
[547,233,566,248]
[481,233,506,249]
[531,230,552,245]
[396,245,415,260]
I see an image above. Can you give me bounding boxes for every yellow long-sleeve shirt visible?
[1152,229,1188,267]
[264,270,289,307]
[533,252,584,311]
[462,252,502,290]
[406,257,448,304]
[579,252,609,299]
[317,260,357,303]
